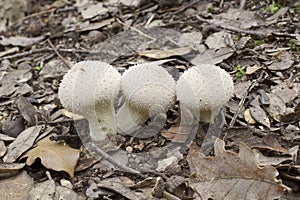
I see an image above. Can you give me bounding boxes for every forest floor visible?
[0,0,299,199]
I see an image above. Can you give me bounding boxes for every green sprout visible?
[287,38,299,51]
[236,33,242,41]
[207,6,213,13]
[233,65,245,78]
[255,39,265,46]
[269,0,280,13]
[35,65,42,71]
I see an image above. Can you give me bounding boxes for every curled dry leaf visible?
[22,135,80,178]
[187,139,290,200]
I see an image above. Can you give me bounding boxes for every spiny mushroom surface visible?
[58,60,121,141]
[117,63,176,134]
[176,64,234,123]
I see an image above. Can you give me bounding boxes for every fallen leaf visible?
[16,96,37,126]
[205,30,233,49]
[246,65,262,74]
[267,51,294,71]
[0,171,34,199]
[138,47,192,59]
[244,108,256,124]
[0,163,25,178]
[80,2,108,19]
[0,36,44,47]
[250,106,271,128]
[253,149,293,166]
[3,125,42,163]
[0,68,32,97]
[0,141,6,157]
[22,135,80,178]
[160,126,179,140]
[187,139,290,199]
[98,178,140,200]
[190,47,234,65]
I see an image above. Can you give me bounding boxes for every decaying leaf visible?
[187,139,290,200]
[3,125,42,163]
[22,135,80,178]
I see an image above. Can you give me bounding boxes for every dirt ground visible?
[0,0,299,199]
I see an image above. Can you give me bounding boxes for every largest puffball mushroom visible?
[176,64,234,123]
[117,63,176,134]
[58,61,121,141]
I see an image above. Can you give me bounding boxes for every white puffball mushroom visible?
[176,64,234,123]
[117,63,176,134]
[58,60,121,141]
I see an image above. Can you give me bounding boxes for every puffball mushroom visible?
[58,61,121,141]
[176,64,234,123]
[117,63,176,134]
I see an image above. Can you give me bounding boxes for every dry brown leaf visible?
[3,125,42,163]
[138,47,192,59]
[22,135,80,178]
[160,126,179,140]
[187,139,290,200]
[244,108,256,124]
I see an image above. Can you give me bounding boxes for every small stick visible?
[173,0,200,14]
[116,18,156,41]
[88,143,144,178]
[47,39,71,68]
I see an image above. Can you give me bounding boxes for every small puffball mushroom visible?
[58,61,121,141]
[117,63,176,134]
[176,64,234,123]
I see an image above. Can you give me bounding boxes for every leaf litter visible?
[0,0,299,199]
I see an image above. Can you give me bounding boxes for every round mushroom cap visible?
[58,61,121,116]
[176,64,234,122]
[121,63,176,115]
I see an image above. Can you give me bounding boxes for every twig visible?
[47,39,71,68]
[88,143,144,178]
[228,81,255,128]
[173,0,200,14]
[196,15,266,38]
[116,18,156,41]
